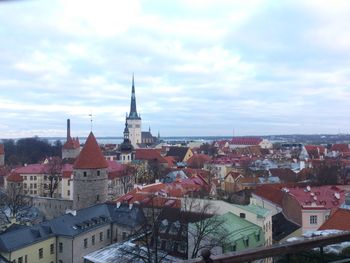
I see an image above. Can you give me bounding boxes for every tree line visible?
[2,137,62,166]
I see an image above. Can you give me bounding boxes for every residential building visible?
[181,198,272,247]
[0,203,145,263]
[282,185,346,233]
[188,212,264,258]
[166,146,193,163]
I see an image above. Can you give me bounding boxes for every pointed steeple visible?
[128,74,140,119]
[123,119,129,140]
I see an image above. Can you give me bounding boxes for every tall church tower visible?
[73,132,108,210]
[126,75,142,148]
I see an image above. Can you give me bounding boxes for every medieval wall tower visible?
[126,75,142,148]
[73,132,108,210]
[62,119,80,160]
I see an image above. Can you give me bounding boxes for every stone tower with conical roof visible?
[126,74,142,148]
[73,132,108,210]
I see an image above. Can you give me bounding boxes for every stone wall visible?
[32,196,73,219]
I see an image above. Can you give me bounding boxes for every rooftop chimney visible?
[67,119,71,140]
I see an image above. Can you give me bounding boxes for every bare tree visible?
[119,195,170,263]
[44,156,62,197]
[183,198,229,259]
[120,164,136,195]
[1,182,31,220]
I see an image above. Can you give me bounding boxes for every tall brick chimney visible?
[67,119,71,140]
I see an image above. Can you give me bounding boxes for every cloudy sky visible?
[0,0,350,138]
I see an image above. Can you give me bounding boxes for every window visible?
[25,255,27,263]
[67,190,70,196]
[34,183,37,188]
[96,195,99,201]
[97,170,100,176]
[18,257,23,263]
[92,235,95,245]
[44,176,47,180]
[24,183,27,188]
[59,242,63,253]
[83,171,87,177]
[243,238,249,247]
[107,229,111,239]
[99,232,103,241]
[310,215,318,224]
[59,261,63,263]
[34,176,37,180]
[38,248,43,259]
[50,243,54,254]
[24,176,27,180]
[30,183,33,189]
[30,176,33,180]
[68,180,70,186]
[84,238,88,248]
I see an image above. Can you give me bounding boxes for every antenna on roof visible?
[89,111,93,132]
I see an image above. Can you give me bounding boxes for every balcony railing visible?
[183,231,350,263]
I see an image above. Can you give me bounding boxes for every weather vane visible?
[89,112,93,132]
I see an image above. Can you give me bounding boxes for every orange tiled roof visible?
[319,208,350,231]
[73,132,108,169]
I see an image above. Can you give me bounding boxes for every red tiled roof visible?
[73,132,108,169]
[7,172,23,182]
[15,164,46,174]
[135,149,168,163]
[113,174,209,207]
[186,154,211,168]
[331,144,350,153]
[269,168,297,183]
[63,136,80,150]
[319,208,350,231]
[304,145,326,156]
[287,185,345,210]
[0,144,4,155]
[164,156,176,167]
[231,137,262,146]
[254,184,285,207]
[107,160,126,180]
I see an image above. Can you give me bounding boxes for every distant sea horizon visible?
[2,133,350,145]
[44,136,233,145]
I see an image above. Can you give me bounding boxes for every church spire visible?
[128,73,140,119]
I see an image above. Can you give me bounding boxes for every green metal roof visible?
[233,204,270,218]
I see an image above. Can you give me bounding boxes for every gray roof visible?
[0,203,145,253]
